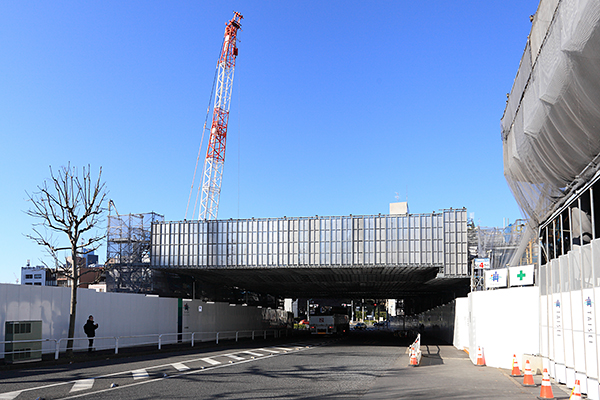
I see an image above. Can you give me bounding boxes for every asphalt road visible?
[0,330,571,399]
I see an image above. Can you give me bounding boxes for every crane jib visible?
[197,11,243,221]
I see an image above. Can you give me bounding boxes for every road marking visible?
[59,343,313,400]
[258,348,279,353]
[200,357,221,365]
[132,369,149,380]
[226,354,245,361]
[172,362,190,371]
[273,347,292,351]
[244,351,264,357]
[70,378,95,392]
[0,391,21,400]
[5,342,314,400]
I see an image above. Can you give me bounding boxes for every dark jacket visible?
[84,320,98,337]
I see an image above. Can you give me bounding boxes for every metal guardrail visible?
[0,329,288,361]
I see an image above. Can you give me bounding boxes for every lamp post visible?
[361,299,365,323]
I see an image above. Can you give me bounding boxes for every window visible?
[34,274,42,279]
[25,274,33,279]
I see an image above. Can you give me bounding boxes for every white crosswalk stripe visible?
[273,347,293,351]
[259,348,279,353]
[226,354,245,361]
[132,369,150,380]
[0,391,21,400]
[70,378,95,392]
[244,351,264,357]
[200,357,221,365]
[172,362,190,371]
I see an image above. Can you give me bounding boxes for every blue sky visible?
[0,1,538,284]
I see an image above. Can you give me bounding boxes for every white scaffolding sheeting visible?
[502,0,600,226]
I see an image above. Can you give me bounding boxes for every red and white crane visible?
[188,11,243,221]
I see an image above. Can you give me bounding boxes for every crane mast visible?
[199,11,243,220]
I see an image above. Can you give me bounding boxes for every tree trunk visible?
[66,243,79,357]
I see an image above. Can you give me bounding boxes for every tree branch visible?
[25,164,108,280]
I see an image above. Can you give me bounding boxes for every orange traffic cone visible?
[409,346,419,366]
[476,346,485,366]
[522,360,535,386]
[570,379,582,400]
[510,354,523,377]
[538,368,555,399]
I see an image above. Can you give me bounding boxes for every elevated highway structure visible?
[150,208,469,301]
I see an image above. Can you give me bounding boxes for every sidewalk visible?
[0,333,303,372]
[363,343,572,399]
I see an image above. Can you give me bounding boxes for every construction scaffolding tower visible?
[475,220,533,268]
[106,203,164,293]
[470,220,538,291]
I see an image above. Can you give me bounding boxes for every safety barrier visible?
[408,334,422,366]
[0,329,289,361]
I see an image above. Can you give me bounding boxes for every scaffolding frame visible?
[106,206,164,293]
[474,220,537,271]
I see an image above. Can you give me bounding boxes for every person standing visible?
[83,315,98,352]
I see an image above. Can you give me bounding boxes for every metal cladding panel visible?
[442,209,468,275]
[150,209,468,275]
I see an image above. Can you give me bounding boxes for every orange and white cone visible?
[409,346,419,366]
[476,346,485,366]
[522,360,535,386]
[510,354,523,377]
[569,379,582,400]
[538,368,555,399]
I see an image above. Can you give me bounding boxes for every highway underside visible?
[155,266,470,313]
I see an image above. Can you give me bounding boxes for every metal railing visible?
[0,329,288,361]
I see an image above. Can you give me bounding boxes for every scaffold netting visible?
[502,0,600,226]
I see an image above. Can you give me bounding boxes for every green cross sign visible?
[517,270,526,281]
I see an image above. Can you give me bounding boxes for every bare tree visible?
[26,164,107,356]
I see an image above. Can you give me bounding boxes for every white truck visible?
[309,309,349,335]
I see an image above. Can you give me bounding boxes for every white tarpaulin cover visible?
[485,268,508,289]
[509,264,535,286]
[502,0,600,226]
